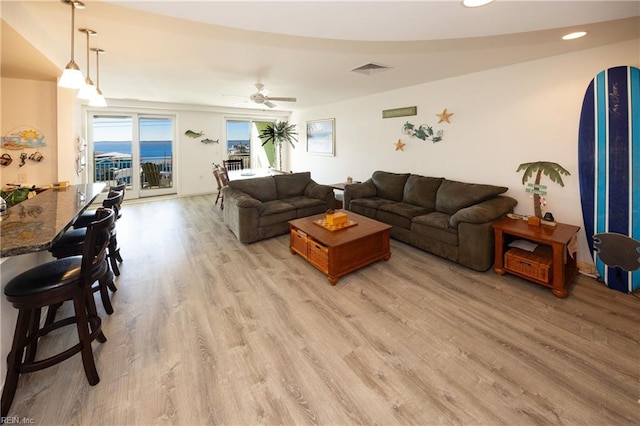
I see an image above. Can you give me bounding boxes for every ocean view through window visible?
[226,120,250,169]
[91,115,175,194]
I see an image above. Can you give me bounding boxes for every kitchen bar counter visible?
[0,183,105,257]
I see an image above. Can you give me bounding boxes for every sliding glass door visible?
[89,113,176,199]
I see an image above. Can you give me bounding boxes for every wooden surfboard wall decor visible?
[578,65,640,293]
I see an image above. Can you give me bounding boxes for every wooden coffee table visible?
[289,210,391,285]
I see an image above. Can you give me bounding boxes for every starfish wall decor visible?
[436,108,454,123]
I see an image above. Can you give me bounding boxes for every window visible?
[226,120,251,169]
[225,119,276,169]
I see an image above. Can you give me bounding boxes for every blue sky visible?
[227,120,250,140]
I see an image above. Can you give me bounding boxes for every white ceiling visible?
[2,1,639,111]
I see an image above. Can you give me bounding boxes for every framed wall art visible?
[306,118,335,156]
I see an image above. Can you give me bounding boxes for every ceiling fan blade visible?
[267,97,296,102]
[264,101,277,108]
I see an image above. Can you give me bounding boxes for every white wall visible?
[289,40,640,269]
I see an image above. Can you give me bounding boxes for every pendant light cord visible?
[85,30,90,76]
[70,2,75,62]
[95,51,100,89]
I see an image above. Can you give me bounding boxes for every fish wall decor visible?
[185,130,205,138]
[201,138,219,144]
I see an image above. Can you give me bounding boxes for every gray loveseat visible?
[222,172,335,243]
[344,171,517,271]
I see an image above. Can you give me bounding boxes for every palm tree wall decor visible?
[516,161,571,218]
[258,121,298,171]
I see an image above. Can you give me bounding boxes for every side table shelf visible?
[493,217,580,298]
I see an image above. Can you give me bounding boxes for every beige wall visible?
[290,39,640,270]
[1,78,58,187]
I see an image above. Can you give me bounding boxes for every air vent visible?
[351,62,391,75]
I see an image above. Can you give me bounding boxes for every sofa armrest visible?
[343,179,376,209]
[222,187,265,213]
[304,181,336,209]
[304,180,332,200]
[449,196,517,228]
[222,187,265,243]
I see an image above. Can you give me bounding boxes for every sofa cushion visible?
[275,172,311,198]
[228,176,277,202]
[350,197,394,210]
[281,196,326,210]
[436,179,508,215]
[412,212,458,246]
[403,175,443,210]
[349,197,391,219]
[372,171,410,202]
[377,202,431,229]
[258,200,297,227]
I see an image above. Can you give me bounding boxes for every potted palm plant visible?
[259,121,298,171]
[516,161,570,218]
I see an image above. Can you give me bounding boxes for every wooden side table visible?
[493,217,580,298]
[329,182,350,209]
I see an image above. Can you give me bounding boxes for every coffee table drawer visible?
[307,240,329,272]
[290,229,308,256]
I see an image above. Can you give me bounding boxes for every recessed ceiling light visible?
[562,31,587,40]
[462,0,495,8]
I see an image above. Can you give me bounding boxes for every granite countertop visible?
[0,183,106,257]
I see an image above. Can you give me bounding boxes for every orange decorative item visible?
[326,211,347,226]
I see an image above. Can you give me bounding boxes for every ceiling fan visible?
[249,83,296,108]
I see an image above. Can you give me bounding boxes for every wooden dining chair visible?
[212,168,224,208]
[223,159,243,171]
[212,164,230,209]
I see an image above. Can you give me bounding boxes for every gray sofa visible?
[222,172,335,243]
[344,171,518,271]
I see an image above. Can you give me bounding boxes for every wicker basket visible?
[505,246,553,283]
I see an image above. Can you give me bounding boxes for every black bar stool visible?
[48,191,123,321]
[74,183,125,225]
[54,189,124,277]
[1,208,115,418]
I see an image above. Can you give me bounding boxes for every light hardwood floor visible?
[3,195,639,425]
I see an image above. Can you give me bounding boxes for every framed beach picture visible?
[306,118,335,156]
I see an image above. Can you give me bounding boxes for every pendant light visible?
[58,0,86,89]
[89,48,107,107]
[77,28,97,100]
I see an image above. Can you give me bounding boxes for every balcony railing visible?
[94,155,172,186]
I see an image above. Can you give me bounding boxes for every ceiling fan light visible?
[58,61,85,89]
[89,89,107,107]
[77,78,97,99]
[462,0,494,8]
